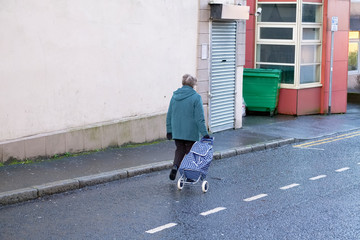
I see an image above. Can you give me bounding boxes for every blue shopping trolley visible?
[177,137,214,193]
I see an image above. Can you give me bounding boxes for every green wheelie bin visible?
[243,68,282,117]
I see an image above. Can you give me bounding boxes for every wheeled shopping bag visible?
[177,137,214,193]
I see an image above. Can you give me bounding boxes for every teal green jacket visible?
[166,85,208,141]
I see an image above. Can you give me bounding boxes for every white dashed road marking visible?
[279,183,300,190]
[243,194,268,202]
[335,167,350,172]
[200,207,227,216]
[309,175,327,181]
[146,223,177,234]
[296,147,324,151]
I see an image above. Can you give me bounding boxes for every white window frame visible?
[257,24,296,42]
[348,32,360,75]
[255,1,323,89]
[298,2,323,89]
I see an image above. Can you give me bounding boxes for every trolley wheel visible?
[177,178,184,190]
[202,181,209,193]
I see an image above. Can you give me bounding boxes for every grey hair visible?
[182,74,197,88]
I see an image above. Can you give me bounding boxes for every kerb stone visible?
[126,165,153,178]
[265,141,279,149]
[235,146,252,155]
[0,188,38,205]
[150,161,173,171]
[76,170,128,188]
[220,149,237,159]
[213,152,221,160]
[251,143,266,151]
[35,179,79,197]
[278,138,296,146]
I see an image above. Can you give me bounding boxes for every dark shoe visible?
[169,165,178,180]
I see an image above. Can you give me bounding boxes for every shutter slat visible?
[210,21,237,133]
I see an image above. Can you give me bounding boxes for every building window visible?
[256,3,296,85]
[257,45,295,63]
[256,2,323,88]
[300,45,321,84]
[259,4,296,22]
[300,3,322,85]
[260,27,293,40]
[349,31,360,73]
[303,28,320,40]
[302,4,322,23]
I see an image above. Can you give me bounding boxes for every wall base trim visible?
[0,114,167,163]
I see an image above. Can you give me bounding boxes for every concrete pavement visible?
[1,102,360,206]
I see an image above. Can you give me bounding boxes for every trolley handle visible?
[201,136,214,145]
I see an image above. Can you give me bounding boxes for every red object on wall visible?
[245,0,256,69]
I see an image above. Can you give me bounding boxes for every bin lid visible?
[243,68,282,78]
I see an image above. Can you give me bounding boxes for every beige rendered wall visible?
[0,0,198,143]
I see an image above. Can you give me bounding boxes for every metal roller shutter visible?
[209,21,237,133]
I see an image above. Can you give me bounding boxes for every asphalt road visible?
[1,131,360,240]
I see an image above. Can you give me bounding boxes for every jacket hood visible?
[172,85,196,101]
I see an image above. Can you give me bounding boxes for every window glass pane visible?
[349,31,360,40]
[301,45,320,63]
[260,27,293,40]
[303,28,320,40]
[257,64,294,84]
[348,42,359,71]
[302,4,322,23]
[257,44,295,63]
[258,4,296,23]
[300,65,320,84]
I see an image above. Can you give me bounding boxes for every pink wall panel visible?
[277,89,297,115]
[332,61,348,91]
[330,90,347,113]
[324,31,350,62]
[297,88,322,115]
[323,61,348,92]
[326,0,350,31]
[321,0,350,114]
[323,91,347,113]
[334,31,350,62]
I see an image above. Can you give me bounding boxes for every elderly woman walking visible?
[166,74,209,180]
